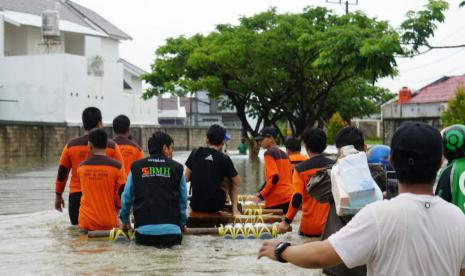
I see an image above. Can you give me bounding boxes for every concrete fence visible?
[0,121,243,158]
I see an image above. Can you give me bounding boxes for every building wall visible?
[382,101,447,119]
[0,55,67,122]
[4,23,28,56]
[0,50,156,125]
[383,117,442,145]
[64,32,85,56]
[382,101,447,144]
[352,119,381,139]
[0,122,243,159]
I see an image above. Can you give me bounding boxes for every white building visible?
[0,0,157,126]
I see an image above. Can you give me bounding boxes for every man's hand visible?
[119,223,133,231]
[251,194,261,204]
[278,221,291,234]
[182,225,187,232]
[55,194,65,212]
[258,239,281,260]
[232,207,242,217]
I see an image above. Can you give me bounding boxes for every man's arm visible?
[111,144,126,178]
[229,175,242,216]
[259,155,279,199]
[279,170,303,233]
[55,145,71,212]
[179,175,188,229]
[258,239,343,269]
[119,172,134,226]
[184,167,192,183]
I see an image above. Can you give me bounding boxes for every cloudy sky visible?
[73,0,465,93]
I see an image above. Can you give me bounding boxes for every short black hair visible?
[391,122,442,185]
[335,126,365,151]
[148,131,174,155]
[285,137,301,152]
[82,107,102,131]
[88,128,107,149]
[207,124,226,146]
[302,128,327,154]
[113,115,130,134]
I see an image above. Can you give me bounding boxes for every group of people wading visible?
[55,107,465,275]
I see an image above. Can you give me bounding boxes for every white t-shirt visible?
[328,193,465,276]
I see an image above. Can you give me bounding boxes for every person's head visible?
[367,145,394,171]
[254,127,277,149]
[335,126,366,154]
[88,128,107,154]
[206,124,226,146]
[390,121,442,185]
[285,137,301,154]
[113,115,130,135]
[302,128,327,154]
[148,131,174,158]
[241,138,246,144]
[82,107,103,131]
[441,124,465,162]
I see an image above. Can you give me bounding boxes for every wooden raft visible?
[187,208,282,228]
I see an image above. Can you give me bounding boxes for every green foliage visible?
[442,85,465,127]
[142,7,404,139]
[400,0,449,55]
[460,1,465,8]
[326,112,347,145]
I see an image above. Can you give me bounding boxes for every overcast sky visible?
[73,0,465,93]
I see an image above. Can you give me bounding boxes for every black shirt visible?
[186,147,238,212]
[435,164,453,202]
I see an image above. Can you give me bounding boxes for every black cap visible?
[391,121,442,168]
[254,127,277,141]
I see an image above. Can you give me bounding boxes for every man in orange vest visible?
[78,128,126,231]
[279,128,334,236]
[54,107,124,225]
[253,127,293,214]
[112,114,144,194]
[285,137,308,170]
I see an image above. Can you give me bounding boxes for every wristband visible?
[274,242,291,263]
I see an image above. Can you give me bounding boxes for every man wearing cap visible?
[436,124,465,214]
[185,124,242,216]
[253,127,293,214]
[258,122,465,276]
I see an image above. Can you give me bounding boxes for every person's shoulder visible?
[167,157,184,169]
[264,147,288,160]
[79,155,122,170]
[67,135,88,148]
[113,136,143,151]
[296,155,334,172]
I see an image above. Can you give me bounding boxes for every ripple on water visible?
[0,152,328,275]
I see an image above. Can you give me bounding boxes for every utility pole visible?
[326,0,359,15]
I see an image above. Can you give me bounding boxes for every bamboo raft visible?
[85,195,287,240]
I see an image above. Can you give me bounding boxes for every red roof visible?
[407,74,465,104]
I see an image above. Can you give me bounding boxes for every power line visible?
[325,0,359,15]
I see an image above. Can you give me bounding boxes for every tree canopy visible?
[142,2,448,140]
[442,84,465,127]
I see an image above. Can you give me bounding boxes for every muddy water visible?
[0,150,324,275]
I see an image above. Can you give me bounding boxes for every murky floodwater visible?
[0,150,324,275]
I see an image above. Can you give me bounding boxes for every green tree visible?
[326,112,347,145]
[143,7,403,138]
[442,85,465,127]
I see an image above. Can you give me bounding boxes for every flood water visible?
[0,150,324,275]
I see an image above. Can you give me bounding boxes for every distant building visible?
[157,95,186,126]
[158,91,242,128]
[382,74,465,143]
[0,0,157,125]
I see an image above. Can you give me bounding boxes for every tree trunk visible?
[248,139,260,161]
